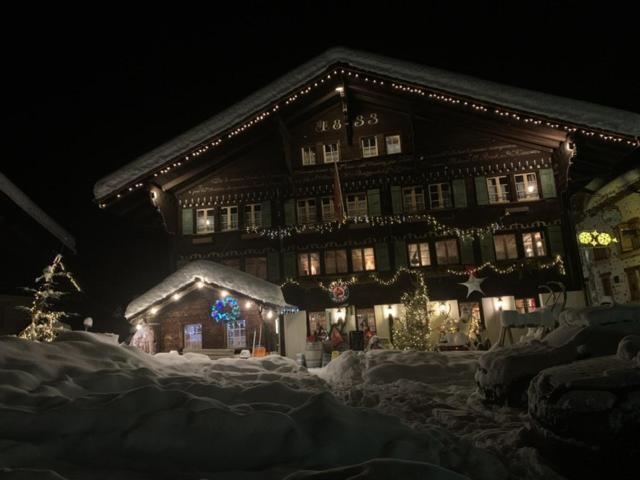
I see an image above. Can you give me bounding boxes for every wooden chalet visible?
[95,48,640,355]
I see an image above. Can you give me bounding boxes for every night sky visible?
[4,2,638,335]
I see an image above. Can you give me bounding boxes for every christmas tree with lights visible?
[19,254,81,342]
[392,274,432,351]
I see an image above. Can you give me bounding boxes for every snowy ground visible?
[1,333,563,479]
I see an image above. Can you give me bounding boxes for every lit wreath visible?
[211,295,241,324]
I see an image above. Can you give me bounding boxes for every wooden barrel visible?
[304,342,322,368]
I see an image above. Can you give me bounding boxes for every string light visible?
[445,255,566,276]
[98,64,638,207]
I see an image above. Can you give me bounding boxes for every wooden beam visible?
[275,113,293,174]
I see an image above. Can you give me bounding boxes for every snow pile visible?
[559,303,640,327]
[0,332,502,479]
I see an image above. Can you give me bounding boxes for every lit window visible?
[522,231,546,257]
[403,186,425,213]
[309,311,328,334]
[429,183,452,209]
[346,193,367,217]
[619,221,640,252]
[352,247,376,271]
[321,197,335,222]
[196,208,214,234]
[515,173,539,201]
[515,298,536,314]
[487,176,510,203]
[183,323,202,350]
[298,252,320,276]
[245,257,267,279]
[297,198,317,224]
[227,319,246,348]
[324,249,348,274]
[435,239,459,265]
[385,135,401,154]
[323,143,340,163]
[301,146,316,166]
[244,203,262,228]
[494,234,518,260]
[361,136,378,157]
[408,242,431,266]
[220,206,238,231]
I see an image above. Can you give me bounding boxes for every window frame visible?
[298,252,321,276]
[435,239,459,265]
[428,182,452,209]
[522,231,547,258]
[219,205,239,231]
[196,208,215,234]
[351,246,376,272]
[514,172,540,201]
[385,134,402,154]
[301,146,317,166]
[407,242,431,267]
[494,233,519,260]
[323,142,340,163]
[324,249,348,274]
[486,176,510,204]
[361,136,379,158]
[296,198,317,224]
[244,203,262,229]
[320,197,335,222]
[244,256,268,279]
[346,192,368,217]
[402,186,426,213]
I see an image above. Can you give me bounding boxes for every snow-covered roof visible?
[125,260,293,320]
[94,47,640,201]
[0,171,76,252]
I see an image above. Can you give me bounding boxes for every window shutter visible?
[546,225,564,256]
[460,236,475,265]
[367,189,381,216]
[474,177,489,205]
[539,168,558,199]
[452,178,468,208]
[283,251,297,278]
[181,208,194,235]
[394,240,408,268]
[267,251,280,281]
[261,200,271,227]
[283,199,296,225]
[479,234,495,262]
[390,185,403,214]
[375,243,390,271]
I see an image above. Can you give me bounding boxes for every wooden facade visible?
[97,49,639,348]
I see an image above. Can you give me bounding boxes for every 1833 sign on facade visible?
[315,113,379,133]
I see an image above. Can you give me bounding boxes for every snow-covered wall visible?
[284,310,307,360]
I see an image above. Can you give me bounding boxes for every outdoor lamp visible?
[496,298,504,311]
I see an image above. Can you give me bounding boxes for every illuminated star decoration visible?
[459,273,486,298]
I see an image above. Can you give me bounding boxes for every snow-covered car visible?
[475,304,640,405]
[526,335,640,478]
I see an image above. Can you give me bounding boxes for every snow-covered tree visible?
[19,254,81,342]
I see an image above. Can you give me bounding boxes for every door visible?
[183,323,202,350]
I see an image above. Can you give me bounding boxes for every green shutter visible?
[546,225,564,257]
[267,251,280,281]
[261,200,272,227]
[390,185,403,214]
[283,251,297,278]
[394,240,408,268]
[375,243,390,271]
[367,189,381,216]
[284,199,296,225]
[539,168,558,199]
[452,178,468,208]
[479,234,495,262]
[181,208,194,235]
[460,237,475,265]
[474,177,489,205]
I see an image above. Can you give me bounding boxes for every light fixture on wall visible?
[150,306,159,315]
[196,280,205,289]
[496,298,504,311]
[245,300,252,309]
[266,310,274,319]
[438,302,450,316]
[172,293,181,301]
[220,290,229,298]
[136,323,143,331]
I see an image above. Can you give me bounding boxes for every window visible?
[321,197,335,222]
[600,273,613,298]
[324,249,348,274]
[183,324,202,350]
[309,311,328,335]
[514,173,539,201]
[619,221,640,252]
[220,206,238,231]
[403,186,425,213]
[352,247,376,271]
[385,135,401,154]
[346,193,367,217]
[356,307,377,339]
[196,208,214,233]
[593,247,611,261]
[408,242,431,266]
[428,183,452,208]
[298,252,320,276]
[487,176,510,203]
[221,258,241,269]
[515,298,537,314]
[494,234,518,260]
[626,266,640,301]
[301,146,316,166]
[361,136,378,157]
[522,231,546,257]
[227,319,246,348]
[435,239,459,265]
[297,198,317,224]
[245,257,267,279]
[323,143,340,163]
[244,204,262,228]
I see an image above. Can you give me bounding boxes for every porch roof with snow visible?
[125,260,295,321]
[94,47,640,202]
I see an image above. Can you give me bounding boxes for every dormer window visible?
[385,135,401,154]
[301,146,316,166]
[361,136,378,158]
[323,143,340,163]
